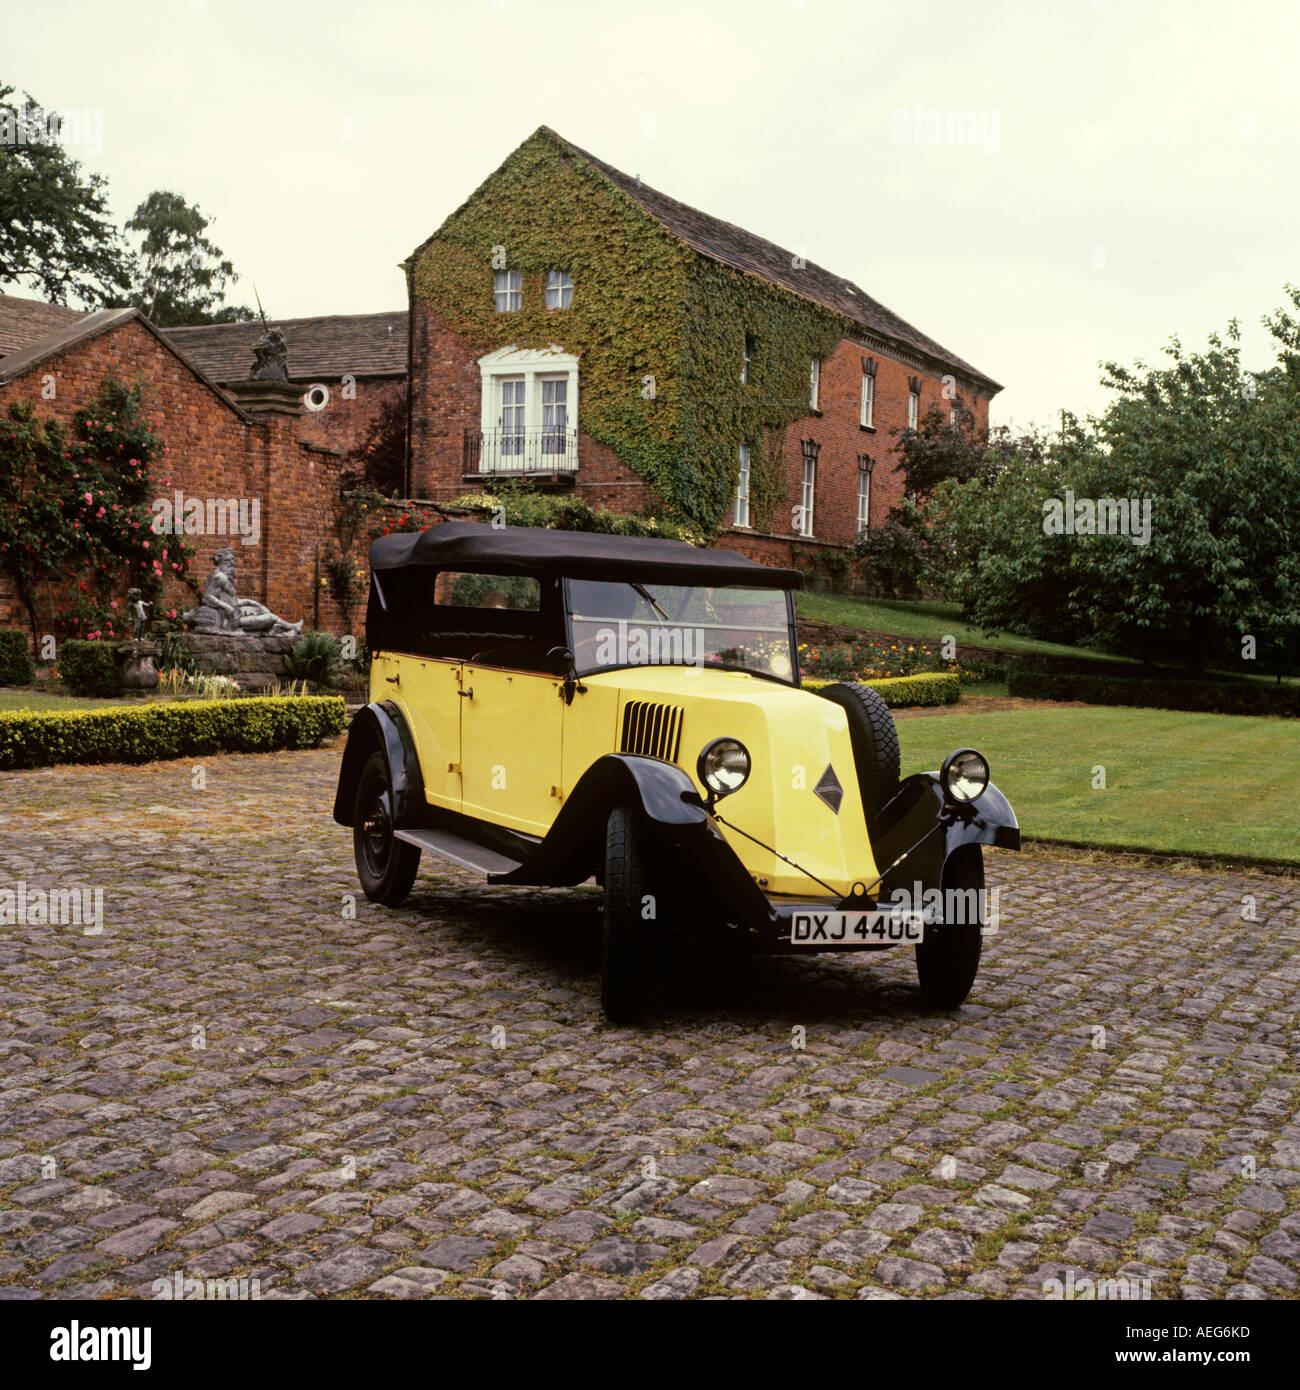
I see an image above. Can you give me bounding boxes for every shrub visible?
[0,630,34,686]
[1006,669,1300,717]
[283,630,343,686]
[0,695,346,770]
[805,672,960,708]
[57,639,119,696]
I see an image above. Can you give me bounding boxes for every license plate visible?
[789,909,925,946]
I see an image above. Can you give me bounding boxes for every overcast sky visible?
[10,0,1298,430]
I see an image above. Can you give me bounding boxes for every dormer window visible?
[494,270,522,312]
[545,270,573,309]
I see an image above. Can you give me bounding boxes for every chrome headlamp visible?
[941,748,990,804]
[697,737,750,801]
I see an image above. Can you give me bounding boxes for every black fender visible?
[489,754,775,924]
[332,701,425,828]
[868,772,1020,901]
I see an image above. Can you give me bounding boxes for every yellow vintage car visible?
[334,522,1019,1020]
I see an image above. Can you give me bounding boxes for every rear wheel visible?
[353,750,421,906]
[601,805,651,1023]
[915,845,984,1008]
[815,682,900,822]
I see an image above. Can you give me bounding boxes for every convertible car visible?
[334,522,1020,1020]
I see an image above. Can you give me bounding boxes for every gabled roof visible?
[0,291,87,358]
[0,305,251,420]
[411,127,1001,396]
[166,311,407,383]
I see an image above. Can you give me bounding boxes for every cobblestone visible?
[0,746,1297,1299]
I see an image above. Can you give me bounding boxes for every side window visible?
[435,572,541,610]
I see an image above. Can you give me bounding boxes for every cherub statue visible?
[126,588,152,639]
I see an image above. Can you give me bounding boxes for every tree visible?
[0,82,130,305]
[342,392,408,496]
[115,190,253,327]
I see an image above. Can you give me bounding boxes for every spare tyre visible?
[814,682,900,823]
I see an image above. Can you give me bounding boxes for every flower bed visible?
[804,672,960,708]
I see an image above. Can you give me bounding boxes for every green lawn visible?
[897,704,1300,863]
[0,689,153,713]
[796,592,1130,664]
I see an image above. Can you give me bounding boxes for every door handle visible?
[458,687,473,698]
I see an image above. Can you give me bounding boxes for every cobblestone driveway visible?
[1,745,1297,1300]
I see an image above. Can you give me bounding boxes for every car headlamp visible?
[697,738,751,800]
[941,748,990,804]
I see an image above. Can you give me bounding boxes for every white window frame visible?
[857,458,873,533]
[741,334,752,385]
[545,270,573,309]
[799,452,816,537]
[734,442,751,528]
[908,389,919,430]
[860,371,874,428]
[477,344,580,470]
[809,357,820,411]
[493,269,522,312]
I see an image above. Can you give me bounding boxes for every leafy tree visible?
[342,392,407,495]
[0,81,130,305]
[894,396,988,497]
[114,190,252,327]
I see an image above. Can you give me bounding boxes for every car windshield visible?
[565,579,795,683]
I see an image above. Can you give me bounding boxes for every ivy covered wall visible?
[409,128,851,538]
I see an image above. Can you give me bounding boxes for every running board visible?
[393,827,524,877]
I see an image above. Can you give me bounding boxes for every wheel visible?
[815,682,900,822]
[601,805,651,1022]
[353,750,421,906]
[915,845,984,1008]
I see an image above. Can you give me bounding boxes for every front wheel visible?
[914,845,984,1008]
[601,805,652,1022]
[353,750,421,906]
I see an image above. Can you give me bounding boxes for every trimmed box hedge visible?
[1007,669,1300,717]
[0,630,34,686]
[805,672,960,708]
[58,639,119,697]
[0,695,347,770]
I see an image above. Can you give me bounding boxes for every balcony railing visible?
[463,428,578,478]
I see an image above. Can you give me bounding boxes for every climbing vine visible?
[410,127,851,537]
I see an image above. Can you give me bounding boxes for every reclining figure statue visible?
[184,547,303,638]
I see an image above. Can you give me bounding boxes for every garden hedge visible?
[0,696,347,770]
[58,639,119,697]
[805,672,960,708]
[0,630,34,686]
[1007,669,1300,717]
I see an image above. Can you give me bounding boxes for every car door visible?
[458,664,565,836]
[380,653,463,813]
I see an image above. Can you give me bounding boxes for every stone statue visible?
[183,547,303,638]
[127,587,151,639]
[251,326,289,382]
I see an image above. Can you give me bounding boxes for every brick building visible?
[0,292,355,635]
[405,127,1002,569]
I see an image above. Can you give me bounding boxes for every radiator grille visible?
[620,701,683,763]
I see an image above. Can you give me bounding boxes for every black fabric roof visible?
[369,522,802,589]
